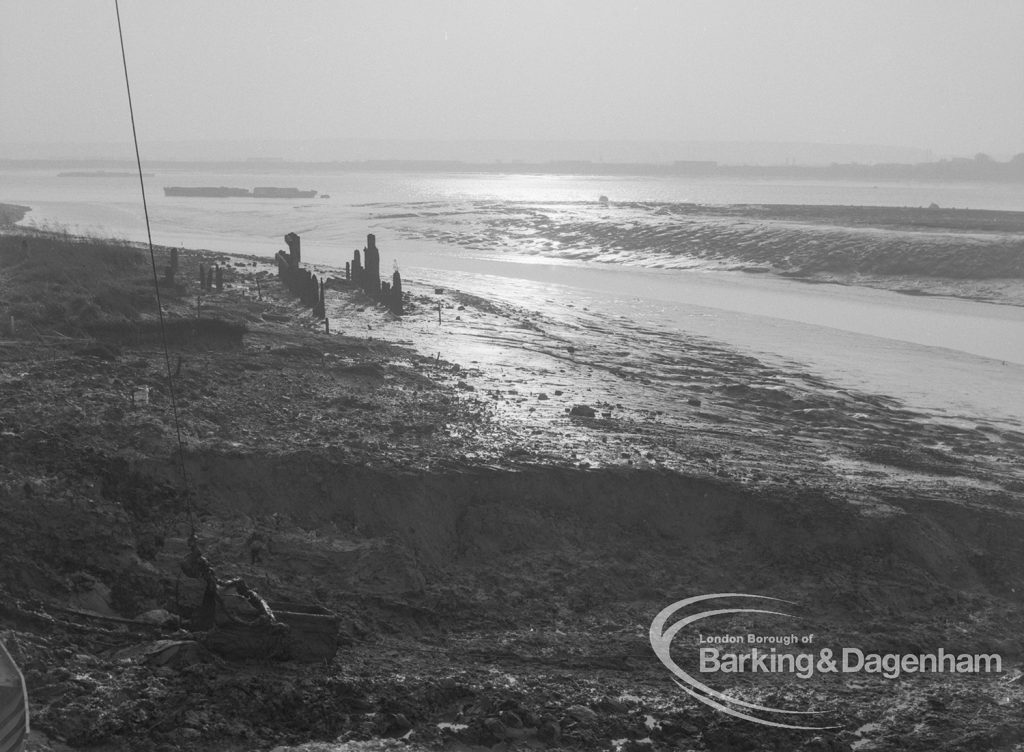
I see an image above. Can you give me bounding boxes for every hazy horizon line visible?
[4,137,991,167]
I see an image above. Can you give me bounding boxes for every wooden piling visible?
[391,270,403,315]
[285,232,301,266]
[352,250,362,285]
[165,247,179,285]
[363,234,380,298]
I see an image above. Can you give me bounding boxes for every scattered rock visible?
[569,404,596,418]
[499,710,523,728]
[135,608,178,627]
[538,720,561,743]
[483,717,507,740]
[566,704,598,723]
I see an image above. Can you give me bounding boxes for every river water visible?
[5,168,1024,428]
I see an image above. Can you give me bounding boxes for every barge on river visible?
[163,186,318,198]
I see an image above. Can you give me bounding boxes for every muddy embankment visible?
[143,452,1024,625]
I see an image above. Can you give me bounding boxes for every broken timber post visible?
[352,249,362,286]
[165,247,179,284]
[285,232,301,266]
[363,234,380,299]
[391,269,403,315]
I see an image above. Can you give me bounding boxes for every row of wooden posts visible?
[162,247,226,295]
[198,261,224,293]
[168,247,225,293]
[275,233,326,317]
[163,247,225,294]
[275,232,403,318]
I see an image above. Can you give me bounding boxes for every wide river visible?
[5,168,1024,428]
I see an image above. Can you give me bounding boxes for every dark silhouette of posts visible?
[285,232,301,266]
[352,250,362,286]
[363,234,380,298]
[390,270,403,315]
[271,230,403,320]
[165,247,179,284]
[215,264,223,292]
[199,263,207,290]
[306,273,318,309]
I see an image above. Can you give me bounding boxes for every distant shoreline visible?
[3,156,1024,183]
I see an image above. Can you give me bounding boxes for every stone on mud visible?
[569,404,596,417]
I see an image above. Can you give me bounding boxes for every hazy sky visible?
[2,0,1022,159]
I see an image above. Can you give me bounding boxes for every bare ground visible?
[1,229,1023,752]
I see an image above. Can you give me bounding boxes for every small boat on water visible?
[164,186,252,197]
[0,640,28,752]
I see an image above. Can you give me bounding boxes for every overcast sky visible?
[2,0,1022,160]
